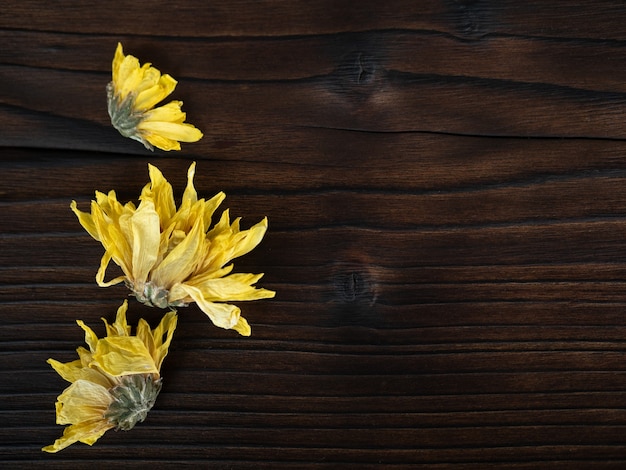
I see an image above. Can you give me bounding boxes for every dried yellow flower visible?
[107,42,203,151]
[71,162,275,336]
[43,301,177,453]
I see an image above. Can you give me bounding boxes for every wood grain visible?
[3,1,626,468]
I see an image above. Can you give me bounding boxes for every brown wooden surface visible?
[3,1,626,468]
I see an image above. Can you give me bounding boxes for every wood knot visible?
[338,271,367,302]
[446,0,489,39]
[330,265,378,327]
[329,51,381,99]
[352,53,376,85]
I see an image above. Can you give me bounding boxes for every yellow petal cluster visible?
[107,42,203,151]
[43,301,177,453]
[71,162,275,336]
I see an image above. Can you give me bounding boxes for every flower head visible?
[71,162,275,336]
[43,300,177,453]
[107,42,203,151]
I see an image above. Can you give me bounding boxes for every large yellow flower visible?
[107,42,203,151]
[71,162,275,336]
[43,300,177,453]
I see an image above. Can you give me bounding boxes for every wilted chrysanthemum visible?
[43,300,177,453]
[107,42,203,151]
[71,162,275,336]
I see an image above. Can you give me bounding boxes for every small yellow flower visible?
[71,162,275,336]
[107,42,203,151]
[43,300,177,453]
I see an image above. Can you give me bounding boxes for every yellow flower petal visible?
[111,43,124,87]
[188,273,275,302]
[141,163,176,225]
[201,193,227,230]
[228,217,270,260]
[137,101,203,144]
[130,200,161,287]
[119,61,150,101]
[70,200,99,241]
[47,358,84,383]
[133,67,160,96]
[55,379,113,425]
[138,119,204,143]
[201,213,269,274]
[175,283,245,332]
[233,316,251,336]
[142,134,182,151]
[182,161,198,205]
[151,311,177,370]
[42,419,115,453]
[95,251,127,287]
[91,202,132,277]
[49,357,114,389]
[136,310,178,371]
[134,74,178,112]
[76,320,99,352]
[150,216,204,289]
[140,99,185,121]
[76,347,92,367]
[95,189,134,221]
[91,336,159,377]
[102,299,131,337]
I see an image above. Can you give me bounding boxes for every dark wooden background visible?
[4,1,626,468]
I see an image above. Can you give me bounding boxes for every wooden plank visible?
[4,30,626,93]
[3,0,626,41]
[3,64,626,142]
